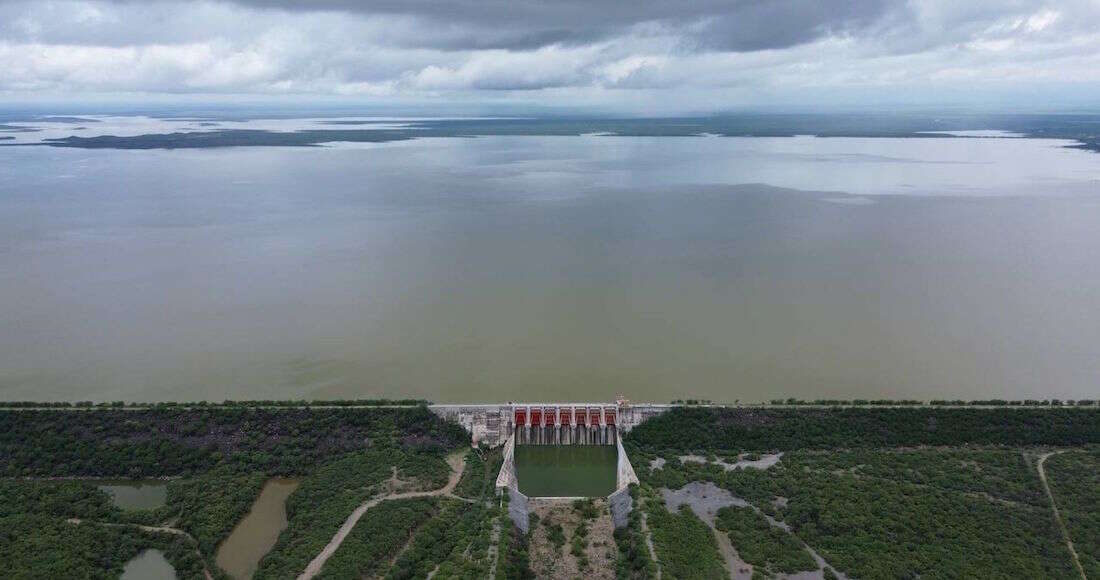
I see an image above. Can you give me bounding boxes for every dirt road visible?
[1037,451,1087,580]
[67,518,214,580]
[296,450,468,580]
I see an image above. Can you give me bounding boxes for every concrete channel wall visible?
[615,432,640,489]
[493,434,530,532]
[468,403,657,530]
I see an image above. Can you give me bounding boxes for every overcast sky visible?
[2,0,1100,114]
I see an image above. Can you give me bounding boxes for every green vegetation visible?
[714,506,815,575]
[568,497,601,570]
[644,498,727,579]
[384,500,473,579]
[0,399,428,408]
[613,487,656,580]
[167,467,268,554]
[453,447,502,500]
[764,398,1099,406]
[499,521,535,580]
[0,484,209,580]
[0,406,467,478]
[781,470,1073,578]
[255,447,449,579]
[571,520,591,569]
[424,502,498,578]
[0,403,471,579]
[318,498,438,579]
[543,515,566,553]
[1045,449,1100,578]
[573,497,600,519]
[6,403,1096,579]
[0,477,260,577]
[0,513,208,579]
[641,447,1080,579]
[0,480,119,521]
[627,407,1100,453]
[784,448,1046,506]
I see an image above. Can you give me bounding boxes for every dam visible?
[429,401,669,529]
[428,401,672,448]
[513,404,620,445]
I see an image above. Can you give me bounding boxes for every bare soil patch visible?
[528,498,616,579]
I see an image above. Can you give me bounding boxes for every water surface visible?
[215,478,299,580]
[121,550,176,580]
[2,135,1100,402]
[515,446,618,497]
[98,481,167,510]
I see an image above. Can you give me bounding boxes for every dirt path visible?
[661,482,849,580]
[296,450,468,580]
[660,483,752,579]
[66,519,214,580]
[1037,451,1087,580]
[712,525,751,579]
[639,511,662,580]
[486,515,503,580]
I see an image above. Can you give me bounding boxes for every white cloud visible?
[0,0,1098,111]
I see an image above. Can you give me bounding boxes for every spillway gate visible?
[513,404,617,445]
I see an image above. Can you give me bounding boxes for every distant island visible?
[1,113,1096,152]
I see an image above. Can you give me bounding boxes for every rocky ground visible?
[528,498,617,580]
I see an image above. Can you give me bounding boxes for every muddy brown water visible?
[3,136,1100,403]
[215,478,299,579]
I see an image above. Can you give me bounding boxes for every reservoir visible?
[215,478,299,579]
[2,132,1100,403]
[514,446,618,497]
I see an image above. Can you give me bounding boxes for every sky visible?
[2,0,1100,115]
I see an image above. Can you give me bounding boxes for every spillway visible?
[513,404,617,446]
[428,401,670,448]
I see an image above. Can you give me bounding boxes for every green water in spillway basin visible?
[514,445,617,497]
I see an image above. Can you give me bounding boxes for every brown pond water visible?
[215,478,299,579]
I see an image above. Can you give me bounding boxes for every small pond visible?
[121,549,176,580]
[514,445,617,497]
[98,480,168,510]
[216,478,300,579]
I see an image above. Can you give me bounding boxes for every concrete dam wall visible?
[431,401,662,529]
[428,402,672,448]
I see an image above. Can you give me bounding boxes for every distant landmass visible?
[0,113,1094,151]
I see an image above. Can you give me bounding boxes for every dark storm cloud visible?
[227,0,902,51]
